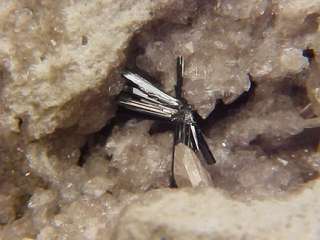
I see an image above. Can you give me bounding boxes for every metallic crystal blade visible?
[174,121,215,165]
[129,87,162,105]
[190,124,199,150]
[118,95,178,120]
[175,122,194,149]
[195,127,216,165]
[122,70,181,107]
[175,56,184,100]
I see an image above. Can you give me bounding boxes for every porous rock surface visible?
[0,0,320,239]
[114,182,320,240]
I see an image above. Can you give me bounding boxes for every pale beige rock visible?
[280,48,309,74]
[216,0,269,19]
[34,192,140,240]
[0,215,37,240]
[1,0,320,239]
[82,176,115,198]
[26,189,58,232]
[307,60,320,116]
[136,0,320,118]
[0,194,17,225]
[114,181,320,240]
[106,120,172,191]
[174,143,213,187]
[25,134,85,184]
[27,188,57,209]
[0,0,185,140]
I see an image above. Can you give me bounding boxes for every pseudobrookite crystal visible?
[1,0,320,239]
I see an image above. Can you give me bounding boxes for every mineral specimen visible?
[1,0,320,239]
[117,56,216,186]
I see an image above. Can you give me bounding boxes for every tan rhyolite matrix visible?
[0,0,320,239]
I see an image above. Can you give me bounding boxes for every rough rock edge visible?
[113,180,320,240]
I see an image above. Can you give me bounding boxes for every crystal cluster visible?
[0,0,320,239]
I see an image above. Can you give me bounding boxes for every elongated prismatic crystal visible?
[118,57,216,185]
[119,58,216,161]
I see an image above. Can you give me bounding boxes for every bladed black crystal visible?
[118,57,216,165]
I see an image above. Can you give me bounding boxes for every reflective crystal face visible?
[1,1,320,239]
[119,56,217,168]
[182,108,195,124]
[172,105,195,124]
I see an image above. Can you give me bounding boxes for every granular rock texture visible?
[106,120,172,191]
[0,0,187,140]
[114,182,320,240]
[136,0,314,118]
[135,0,320,199]
[0,0,320,239]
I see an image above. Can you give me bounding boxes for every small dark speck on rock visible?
[303,48,315,63]
[82,35,88,45]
